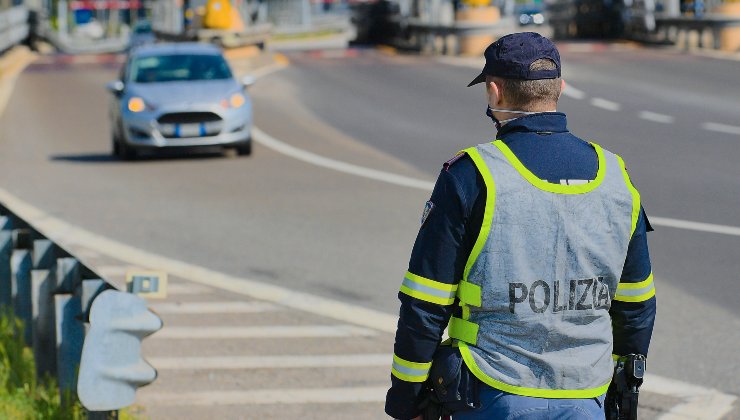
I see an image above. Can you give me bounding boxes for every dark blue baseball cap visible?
[467,32,561,87]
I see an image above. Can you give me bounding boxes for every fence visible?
[0,202,158,415]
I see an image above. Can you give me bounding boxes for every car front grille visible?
[157,112,222,124]
[157,112,223,138]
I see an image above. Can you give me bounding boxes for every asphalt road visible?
[0,44,738,402]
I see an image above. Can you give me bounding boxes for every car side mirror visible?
[106,80,125,96]
[241,75,256,88]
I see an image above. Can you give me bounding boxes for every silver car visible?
[107,43,253,160]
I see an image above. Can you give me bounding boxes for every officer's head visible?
[468,32,565,114]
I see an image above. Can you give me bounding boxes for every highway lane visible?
[0,45,738,398]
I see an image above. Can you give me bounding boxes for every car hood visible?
[127,80,241,107]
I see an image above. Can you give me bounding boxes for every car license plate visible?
[177,123,201,138]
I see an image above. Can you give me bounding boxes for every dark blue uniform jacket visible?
[385,113,656,419]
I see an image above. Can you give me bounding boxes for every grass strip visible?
[0,307,84,419]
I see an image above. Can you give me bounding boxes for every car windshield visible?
[130,54,233,83]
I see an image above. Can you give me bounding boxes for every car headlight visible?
[128,97,147,113]
[222,93,246,109]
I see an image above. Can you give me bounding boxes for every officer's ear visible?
[487,79,503,107]
[559,79,566,99]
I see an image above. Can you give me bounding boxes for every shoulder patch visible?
[420,200,434,227]
[443,152,467,171]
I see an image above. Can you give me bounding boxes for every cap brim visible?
[467,72,486,87]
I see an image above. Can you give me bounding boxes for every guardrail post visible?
[0,229,11,308]
[11,229,33,345]
[55,257,84,402]
[57,257,81,294]
[32,239,58,378]
[81,278,109,323]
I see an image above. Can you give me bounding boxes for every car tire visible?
[234,141,252,156]
[118,139,138,161]
[236,141,252,156]
[112,134,120,156]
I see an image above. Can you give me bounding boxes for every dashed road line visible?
[138,386,388,406]
[702,121,740,136]
[149,354,390,370]
[562,84,586,100]
[150,301,281,314]
[153,325,378,339]
[650,216,740,237]
[639,111,675,124]
[590,97,622,111]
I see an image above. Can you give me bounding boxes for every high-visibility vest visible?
[449,140,640,398]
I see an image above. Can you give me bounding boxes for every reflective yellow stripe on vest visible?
[458,342,611,398]
[449,317,479,345]
[462,147,496,282]
[400,271,457,305]
[457,281,481,307]
[391,354,432,382]
[615,272,655,302]
[616,154,641,238]
[493,140,607,195]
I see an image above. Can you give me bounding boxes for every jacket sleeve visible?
[610,208,657,357]
[385,161,477,419]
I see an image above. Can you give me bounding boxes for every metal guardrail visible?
[0,203,160,415]
[0,6,29,52]
[0,206,111,399]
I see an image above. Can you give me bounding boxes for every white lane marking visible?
[252,127,435,191]
[0,188,400,333]
[150,301,281,314]
[149,353,389,370]
[153,325,377,339]
[138,386,387,406]
[702,122,740,136]
[590,97,622,111]
[562,84,586,100]
[643,374,738,420]
[650,216,740,237]
[95,265,131,277]
[166,283,214,295]
[639,111,675,124]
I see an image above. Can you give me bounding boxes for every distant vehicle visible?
[106,43,254,160]
[128,21,156,50]
[517,7,546,26]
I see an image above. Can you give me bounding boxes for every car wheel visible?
[118,139,138,161]
[236,141,252,156]
[112,134,120,156]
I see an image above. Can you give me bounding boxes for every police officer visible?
[385,32,656,419]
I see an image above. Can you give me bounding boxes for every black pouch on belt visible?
[427,343,480,413]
